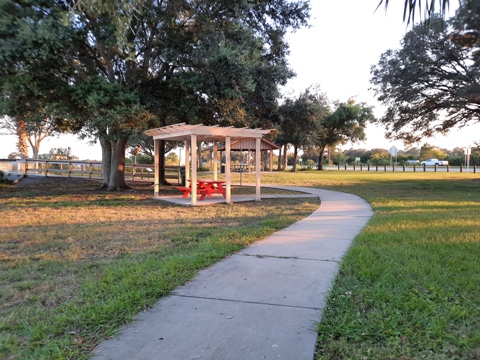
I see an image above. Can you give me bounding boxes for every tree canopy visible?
[0,0,77,159]
[1,0,310,189]
[313,100,374,170]
[370,1,480,143]
[277,86,374,171]
[279,86,328,172]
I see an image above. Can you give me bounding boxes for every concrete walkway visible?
[93,186,373,360]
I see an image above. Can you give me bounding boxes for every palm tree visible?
[378,0,451,24]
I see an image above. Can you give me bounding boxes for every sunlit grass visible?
[0,178,318,359]
[1,171,479,359]
[240,170,480,360]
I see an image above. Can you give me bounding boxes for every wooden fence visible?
[325,164,477,173]
[0,159,184,184]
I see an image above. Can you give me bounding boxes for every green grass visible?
[0,178,319,359]
[241,171,480,359]
[1,171,479,359]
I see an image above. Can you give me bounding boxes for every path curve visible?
[94,187,373,360]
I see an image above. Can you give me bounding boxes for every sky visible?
[1,0,478,160]
[281,0,479,152]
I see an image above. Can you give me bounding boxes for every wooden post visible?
[191,135,197,206]
[460,164,463,173]
[68,161,72,177]
[45,161,49,177]
[434,164,437,172]
[185,140,190,185]
[154,139,160,197]
[213,142,218,180]
[269,149,273,172]
[226,136,232,203]
[255,138,261,201]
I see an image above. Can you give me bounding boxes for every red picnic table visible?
[178,179,228,200]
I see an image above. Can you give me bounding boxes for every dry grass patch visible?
[0,176,318,359]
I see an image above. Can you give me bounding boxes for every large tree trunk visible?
[108,137,129,191]
[31,146,40,161]
[291,145,298,172]
[317,145,326,170]
[197,141,202,169]
[157,114,170,185]
[32,145,40,171]
[17,118,29,159]
[100,137,112,189]
[158,139,169,186]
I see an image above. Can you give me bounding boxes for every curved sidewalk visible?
[93,187,373,360]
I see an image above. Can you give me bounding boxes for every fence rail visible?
[322,164,477,173]
[0,159,184,184]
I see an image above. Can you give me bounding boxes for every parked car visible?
[420,158,449,166]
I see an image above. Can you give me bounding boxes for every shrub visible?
[0,171,13,185]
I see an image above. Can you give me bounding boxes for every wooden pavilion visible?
[213,138,280,173]
[145,123,273,206]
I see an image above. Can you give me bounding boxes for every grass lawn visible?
[0,177,318,359]
[1,171,479,359]
[246,171,480,360]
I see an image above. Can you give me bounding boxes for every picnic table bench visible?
[178,180,232,200]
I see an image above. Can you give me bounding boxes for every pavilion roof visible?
[206,138,280,151]
[144,123,271,142]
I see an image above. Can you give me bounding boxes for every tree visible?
[343,148,372,164]
[370,2,480,144]
[279,86,328,172]
[377,0,453,25]
[0,115,59,161]
[419,143,448,160]
[127,134,180,161]
[7,152,22,159]
[313,100,374,170]
[16,119,29,159]
[70,0,310,189]
[329,148,349,166]
[73,77,154,189]
[165,152,179,166]
[2,0,309,190]
[368,148,391,166]
[0,0,78,161]
[48,147,77,160]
